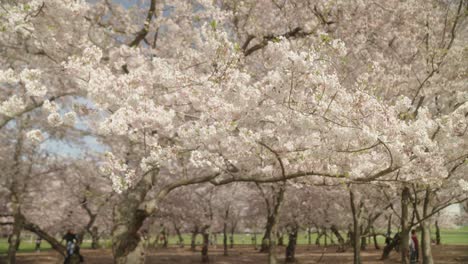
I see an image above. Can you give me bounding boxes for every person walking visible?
[410,229,419,263]
[61,229,84,263]
[35,237,42,252]
[62,229,78,257]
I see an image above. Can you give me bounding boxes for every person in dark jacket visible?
[62,229,78,255]
[35,237,42,252]
[61,229,83,263]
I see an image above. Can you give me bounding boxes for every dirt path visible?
[2,245,467,263]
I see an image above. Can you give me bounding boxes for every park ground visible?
[1,245,468,264]
[1,227,468,263]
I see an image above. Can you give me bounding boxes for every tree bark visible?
[421,221,433,264]
[435,220,441,245]
[360,226,367,251]
[260,215,274,252]
[400,187,411,264]
[201,226,210,263]
[330,225,346,252]
[229,231,234,248]
[191,227,199,252]
[267,184,286,264]
[173,223,184,248]
[223,215,228,256]
[349,189,362,264]
[21,218,66,256]
[420,188,433,264]
[372,226,380,250]
[112,205,148,264]
[111,169,159,264]
[381,233,401,260]
[307,227,312,245]
[285,225,298,263]
[315,230,322,246]
[7,210,24,264]
[90,226,100,249]
[80,193,100,249]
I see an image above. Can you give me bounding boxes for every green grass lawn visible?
[1,226,467,254]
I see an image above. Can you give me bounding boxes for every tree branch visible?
[129,0,157,47]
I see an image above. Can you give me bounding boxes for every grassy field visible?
[1,226,467,254]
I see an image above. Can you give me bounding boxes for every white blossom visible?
[459,179,468,192]
[26,129,44,144]
[63,111,77,126]
[43,100,59,113]
[0,95,25,117]
[47,112,63,127]
[0,69,17,83]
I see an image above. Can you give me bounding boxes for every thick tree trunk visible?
[111,168,158,264]
[201,227,210,263]
[191,227,199,252]
[381,233,401,260]
[173,223,184,248]
[315,231,322,246]
[285,225,298,263]
[349,189,362,264]
[22,218,66,256]
[268,230,278,264]
[421,221,433,264]
[80,194,99,248]
[435,221,441,245]
[372,227,380,250]
[360,227,367,251]
[419,188,433,264]
[260,215,274,252]
[400,187,411,264]
[112,205,148,264]
[7,210,24,264]
[330,225,346,252]
[268,184,286,264]
[90,226,100,249]
[307,227,312,245]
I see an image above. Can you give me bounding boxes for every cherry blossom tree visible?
[1,1,466,264]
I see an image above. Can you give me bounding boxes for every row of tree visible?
[1,0,467,264]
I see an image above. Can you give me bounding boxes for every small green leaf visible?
[320,34,331,43]
[210,20,217,30]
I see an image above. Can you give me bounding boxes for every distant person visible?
[410,229,419,263]
[385,232,391,246]
[35,237,42,252]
